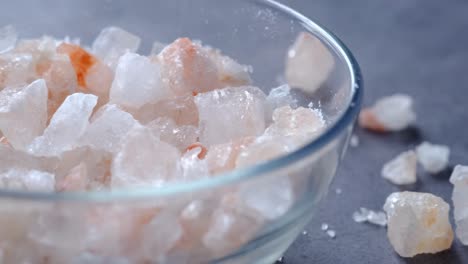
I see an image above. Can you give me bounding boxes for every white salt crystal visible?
[335,188,342,195]
[383,191,453,258]
[0,79,48,150]
[180,147,209,181]
[416,142,450,174]
[266,84,298,120]
[135,95,199,126]
[381,150,417,185]
[286,32,334,94]
[110,52,169,109]
[352,207,387,226]
[449,165,468,245]
[0,25,17,53]
[0,168,54,191]
[0,53,36,88]
[111,125,181,188]
[360,94,416,132]
[79,104,136,153]
[321,223,329,231]
[350,135,359,147]
[28,93,98,157]
[326,230,336,239]
[147,117,199,152]
[195,86,267,145]
[208,48,252,87]
[302,230,308,235]
[92,26,141,69]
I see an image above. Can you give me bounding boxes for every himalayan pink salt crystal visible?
[55,162,87,192]
[141,211,183,261]
[195,86,267,145]
[265,105,325,145]
[239,175,293,220]
[180,146,209,181]
[28,93,98,157]
[236,135,296,168]
[15,36,56,63]
[416,142,450,174]
[205,137,254,174]
[160,38,220,96]
[203,208,260,257]
[79,104,136,153]
[135,95,198,126]
[111,125,182,188]
[85,60,114,106]
[110,52,169,109]
[359,94,416,132]
[0,25,17,53]
[383,192,453,257]
[449,165,468,245]
[207,47,252,87]
[92,26,141,69]
[352,207,387,226]
[0,79,48,150]
[381,150,417,185]
[0,145,58,173]
[0,53,36,88]
[147,117,199,152]
[285,32,335,94]
[266,84,297,118]
[0,168,55,191]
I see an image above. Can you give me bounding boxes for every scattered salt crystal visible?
[28,93,98,157]
[449,165,468,245]
[286,32,334,94]
[349,134,359,147]
[383,191,453,257]
[381,150,417,185]
[79,104,136,153]
[0,25,17,53]
[92,26,141,69]
[110,52,168,109]
[0,79,48,151]
[326,230,336,239]
[321,223,329,231]
[359,94,416,132]
[0,168,54,191]
[352,207,387,226]
[335,188,342,195]
[277,256,284,263]
[416,142,450,174]
[302,230,308,235]
[111,125,182,188]
[195,86,267,145]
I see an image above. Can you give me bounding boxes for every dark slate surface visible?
[280,0,468,263]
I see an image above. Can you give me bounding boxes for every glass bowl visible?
[0,0,361,263]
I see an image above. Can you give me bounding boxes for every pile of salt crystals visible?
[0,25,329,262]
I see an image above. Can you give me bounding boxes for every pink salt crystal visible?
[110,52,168,109]
[205,137,254,174]
[55,162,87,192]
[147,117,199,152]
[286,32,335,94]
[236,135,295,168]
[0,53,36,88]
[85,60,114,107]
[0,79,48,151]
[195,86,267,146]
[135,95,199,126]
[0,145,58,174]
[180,147,209,181]
[111,125,182,188]
[207,47,252,88]
[160,38,220,96]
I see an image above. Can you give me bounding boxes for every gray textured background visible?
[281,0,468,263]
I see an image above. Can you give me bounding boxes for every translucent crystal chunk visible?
[416,142,450,174]
[381,150,417,185]
[0,25,17,53]
[449,165,468,245]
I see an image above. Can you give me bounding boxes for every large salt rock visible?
[205,137,254,174]
[135,95,198,126]
[110,52,169,109]
[449,165,468,245]
[160,38,220,96]
[195,86,267,145]
[79,104,136,153]
[416,142,450,174]
[0,25,17,53]
[359,94,416,132]
[28,93,98,157]
[383,192,453,257]
[0,79,48,150]
[0,168,55,191]
[285,32,335,94]
[0,53,36,88]
[264,105,325,146]
[381,150,417,185]
[207,47,252,88]
[147,117,199,151]
[92,26,141,69]
[111,125,182,188]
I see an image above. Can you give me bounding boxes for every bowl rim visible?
[0,0,362,202]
